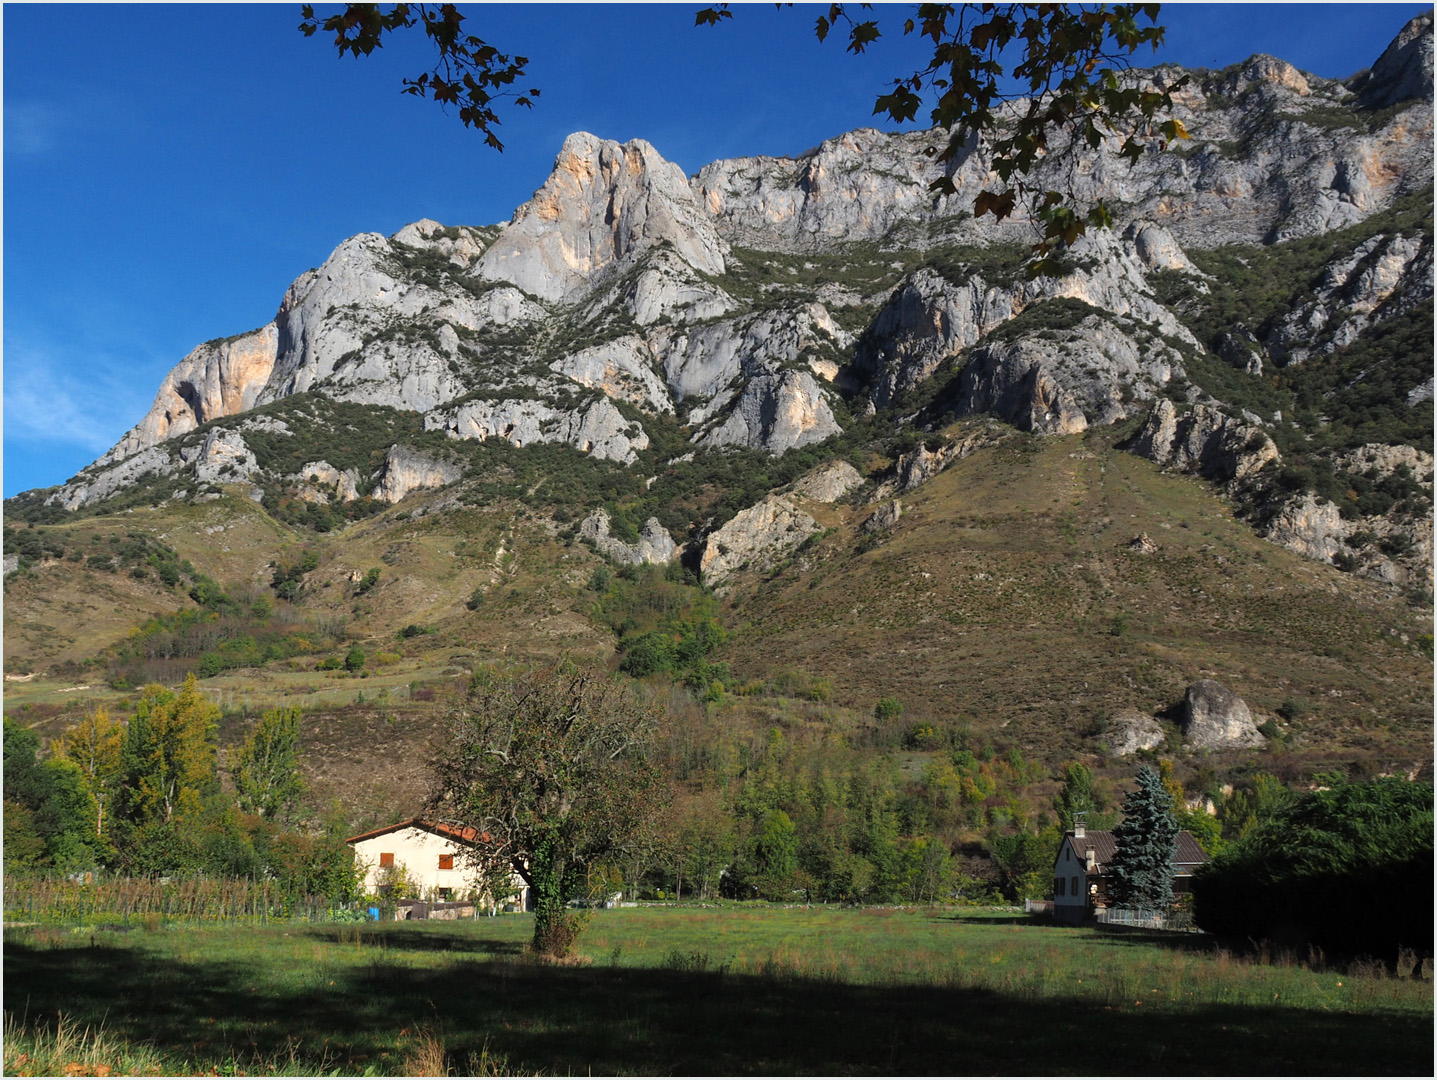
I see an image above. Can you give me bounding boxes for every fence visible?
[3,874,350,926]
[1096,906,1197,932]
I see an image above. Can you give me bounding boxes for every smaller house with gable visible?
[346,818,530,910]
[1051,819,1208,923]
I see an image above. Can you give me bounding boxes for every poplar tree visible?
[117,674,221,871]
[232,706,305,821]
[1108,764,1179,910]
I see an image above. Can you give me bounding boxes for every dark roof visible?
[345,818,485,846]
[1063,829,1208,871]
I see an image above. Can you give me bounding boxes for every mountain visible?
[5,18,1432,803]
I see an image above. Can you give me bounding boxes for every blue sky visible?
[4,3,1430,497]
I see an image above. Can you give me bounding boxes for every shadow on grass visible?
[300,924,527,956]
[4,933,1430,1076]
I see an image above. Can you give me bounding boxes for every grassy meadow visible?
[5,906,1431,1076]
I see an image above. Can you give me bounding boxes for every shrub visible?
[874,697,904,722]
[344,644,366,672]
[1193,778,1433,963]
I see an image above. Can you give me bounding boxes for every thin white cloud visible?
[3,336,156,458]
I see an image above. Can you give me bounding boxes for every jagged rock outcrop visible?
[551,336,672,414]
[696,369,841,452]
[577,510,677,565]
[1108,710,1166,755]
[477,132,727,302]
[1358,12,1434,108]
[1261,443,1434,587]
[1129,399,1279,484]
[698,496,820,587]
[49,447,175,511]
[876,421,1007,499]
[425,396,648,464]
[370,446,464,505]
[790,460,863,503]
[290,461,361,504]
[1182,680,1265,750]
[1267,232,1432,363]
[862,500,903,534]
[695,29,1434,252]
[854,229,1192,414]
[1129,533,1158,554]
[179,429,259,485]
[97,326,279,467]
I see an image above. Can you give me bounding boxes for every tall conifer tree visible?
[1108,765,1179,910]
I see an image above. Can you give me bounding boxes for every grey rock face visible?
[1359,13,1434,108]
[855,230,1191,414]
[577,510,677,566]
[1183,680,1265,750]
[48,447,176,511]
[699,495,820,587]
[477,132,727,302]
[1109,710,1166,756]
[1261,445,1434,589]
[696,370,840,453]
[370,445,463,505]
[1267,232,1431,364]
[790,460,863,503]
[862,500,903,534]
[426,396,648,464]
[551,335,672,414]
[1130,399,1278,483]
[290,460,360,504]
[180,429,259,485]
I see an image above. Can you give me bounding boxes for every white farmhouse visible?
[1052,819,1208,923]
[346,817,530,909]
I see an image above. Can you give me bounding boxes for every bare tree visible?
[428,662,669,956]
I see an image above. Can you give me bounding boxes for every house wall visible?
[1052,838,1094,924]
[351,826,527,907]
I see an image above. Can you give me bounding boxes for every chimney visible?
[1073,820,1085,839]
[1085,847,1096,871]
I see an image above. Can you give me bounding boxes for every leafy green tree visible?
[344,643,366,672]
[232,706,305,820]
[988,826,1060,901]
[3,719,103,871]
[115,675,222,871]
[429,663,669,957]
[1194,778,1432,964]
[1052,762,1096,831]
[752,809,800,900]
[1108,765,1179,910]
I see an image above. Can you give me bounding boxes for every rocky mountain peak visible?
[476,131,728,302]
[1359,12,1434,107]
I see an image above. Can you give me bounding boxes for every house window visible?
[1071,875,1080,896]
[1055,877,1065,896]
[380,852,395,867]
[438,887,453,900]
[438,854,454,870]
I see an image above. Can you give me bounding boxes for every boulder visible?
[862,500,903,534]
[1108,710,1165,756]
[1182,680,1265,750]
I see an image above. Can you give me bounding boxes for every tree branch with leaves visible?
[428,662,670,956]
